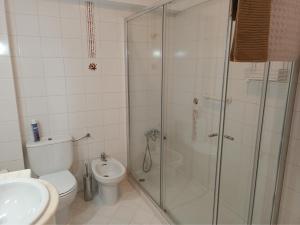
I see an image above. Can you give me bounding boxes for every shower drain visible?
[139,178,145,182]
[104,175,109,177]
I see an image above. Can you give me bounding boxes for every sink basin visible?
[0,178,49,225]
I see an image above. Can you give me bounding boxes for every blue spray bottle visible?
[31,119,40,142]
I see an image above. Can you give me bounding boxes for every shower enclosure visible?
[126,0,299,224]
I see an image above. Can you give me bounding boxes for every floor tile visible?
[69,179,166,225]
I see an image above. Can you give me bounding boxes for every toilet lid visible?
[40,170,77,196]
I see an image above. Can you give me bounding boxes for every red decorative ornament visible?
[86,1,97,71]
[89,63,97,71]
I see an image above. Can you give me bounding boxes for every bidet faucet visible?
[100,152,107,161]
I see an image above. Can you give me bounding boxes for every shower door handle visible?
[208,133,234,141]
[224,135,234,141]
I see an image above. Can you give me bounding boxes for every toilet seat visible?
[40,170,77,196]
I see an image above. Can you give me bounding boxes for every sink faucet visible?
[100,152,107,161]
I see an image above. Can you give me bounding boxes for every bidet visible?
[91,157,126,204]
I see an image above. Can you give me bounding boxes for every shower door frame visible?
[125,0,300,224]
[269,61,300,224]
[125,1,233,223]
[125,3,166,206]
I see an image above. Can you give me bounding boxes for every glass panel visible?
[218,62,266,224]
[252,62,292,224]
[127,7,163,204]
[163,0,230,224]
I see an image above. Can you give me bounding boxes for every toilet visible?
[91,157,126,205]
[26,136,77,225]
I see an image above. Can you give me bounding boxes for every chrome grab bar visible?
[208,133,234,141]
[72,133,91,142]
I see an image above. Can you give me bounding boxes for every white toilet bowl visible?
[91,158,126,205]
[26,136,77,224]
[40,170,77,224]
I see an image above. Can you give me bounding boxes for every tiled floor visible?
[70,179,168,225]
[134,168,245,224]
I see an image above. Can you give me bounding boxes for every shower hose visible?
[143,136,152,173]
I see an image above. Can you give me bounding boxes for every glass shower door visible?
[217,60,294,225]
[127,7,163,204]
[163,0,230,224]
[217,62,266,224]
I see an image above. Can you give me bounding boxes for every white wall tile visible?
[86,94,102,110]
[87,110,103,127]
[0,79,16,100]
[101,76,125,93]
[68,112,88,129]
[45,78,66,96]
[99,22,122,41]
[0,57,13,77]
[66,77,86,94]
[0,121,21,142]
[49,113,69,133]
[43,58,65,77]
[38,0,60,17]
[60,0,81,19]
[19,78,46,97]
[47,96,68,114]
[85,76,101,94]
[103,109,120,125]
[104,124,119,140]
[101,59,124,75]
[98,41,123,58]
[0,141,23,162]
[15,14,39,36]
[61,18,81,38]
[62,38,82,58]
[102,93,125,109]
[67,94,86,112]
[18,36,41,57]
[0,14,8,34]
[25,97,48,116]
[39,16,61,37]
[41,38,62,57]
[0,159,24,171]
[0,99,19,122]
[63,58,83,76]
[11,0,38,14]
[16,58,44,77]
[3,0,133,179]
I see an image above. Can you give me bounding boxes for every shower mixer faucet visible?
[142,129,160,173]
[145,129,160,141]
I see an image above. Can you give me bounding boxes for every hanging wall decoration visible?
[86,1,97,71]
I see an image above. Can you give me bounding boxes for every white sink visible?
[0,178,49,225]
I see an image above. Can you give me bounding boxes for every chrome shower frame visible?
[124,0,300,224]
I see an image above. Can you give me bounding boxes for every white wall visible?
[0,0,24,171]
[2,0,138,187]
